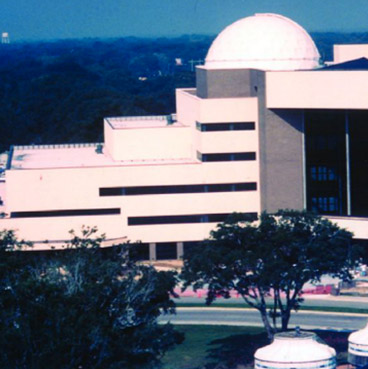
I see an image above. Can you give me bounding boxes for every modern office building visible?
[1,13,368,259]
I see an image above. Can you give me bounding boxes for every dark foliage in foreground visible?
[0,228,183,369]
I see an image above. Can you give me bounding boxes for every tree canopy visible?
[0,37,208,152]
[0,228,183,369]
[181,210,357,339]
[0,33,367,153]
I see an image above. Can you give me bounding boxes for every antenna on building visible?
[95,144,103,154]
[188,59,204,72]
[1,32,10,44]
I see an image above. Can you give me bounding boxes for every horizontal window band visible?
[11,208,121,218]
[128,212,257,226]
[100,182,257,196]
[199,152,256,162]
[196,122,255,132]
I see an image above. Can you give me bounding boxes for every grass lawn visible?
[161,325,266,369]
[161,325,350,369]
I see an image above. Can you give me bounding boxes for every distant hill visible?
[312,32,368,61]
[0,33,366,152]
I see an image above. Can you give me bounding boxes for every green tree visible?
[0,228,183,369]
[181,211,356,340]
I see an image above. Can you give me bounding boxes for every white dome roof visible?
[205,13,321,71]
[349,323,368,346]
[254,332,336,367]
[349,323,368,362]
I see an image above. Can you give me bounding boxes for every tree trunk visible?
[281,309,291,331]
[272,293,277,329]
[259,306,274,341]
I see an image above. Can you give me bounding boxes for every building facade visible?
[1,13,368,258]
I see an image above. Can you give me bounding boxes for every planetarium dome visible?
[205,13,321,71]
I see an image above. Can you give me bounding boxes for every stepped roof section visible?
[8,115,195,170]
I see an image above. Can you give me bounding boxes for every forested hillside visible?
[0,36,210,152]
[312,32,368,60]
[0,32,367,152]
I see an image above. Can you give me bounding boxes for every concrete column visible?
[302,110,307,210]
[177,242,184,259]
[345,111,351,216]
[149,243,156,261]
[257,71,304,212]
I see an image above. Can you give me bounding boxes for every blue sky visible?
[1,0,368,41]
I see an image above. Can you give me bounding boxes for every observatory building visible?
[2,13,368,259]
[255,330,336,369]
[349,323,368,367]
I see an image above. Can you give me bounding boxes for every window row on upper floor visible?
[196,122,255,132]
[197,151,256,162]
[128,212,258,226]
[11,208,121,218]
[100,182,257,196]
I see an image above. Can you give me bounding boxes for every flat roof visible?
[9,143,197,170]
[320,57,368,71]
[106,115,183,129]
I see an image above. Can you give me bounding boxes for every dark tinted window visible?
[11,208,121,218]
[156,242,177,260]
[349,110,368,216]
[128,212,257,226]
[100,182,257,196]
[305,110,346,215]
[197,122,255,132]
[201,152,256,162]
[130,243,150,261]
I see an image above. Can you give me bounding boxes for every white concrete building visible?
[1,13,368,259]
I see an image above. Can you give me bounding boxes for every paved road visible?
[159,307,368,331]
[175,294,368,309]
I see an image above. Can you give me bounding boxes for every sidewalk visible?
[175,288,368,310]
